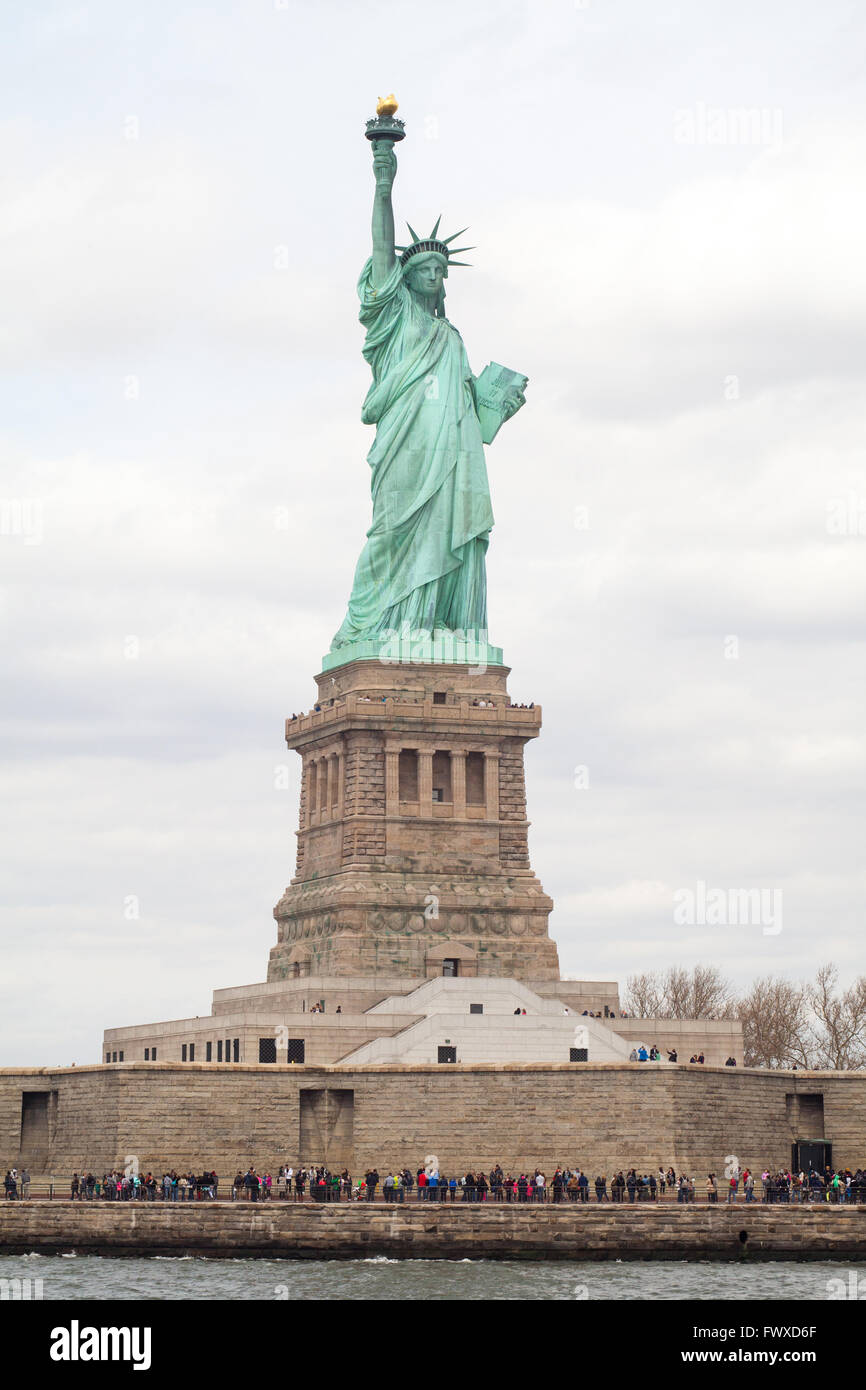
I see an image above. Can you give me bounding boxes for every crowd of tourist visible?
[5,1161,864,1205]
[217,1162,866,1206]
[65,1170,220,1200]
[287,697,540,722]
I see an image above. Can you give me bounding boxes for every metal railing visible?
[4,1178,863,1205]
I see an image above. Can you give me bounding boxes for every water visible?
[1,1254,859,1300]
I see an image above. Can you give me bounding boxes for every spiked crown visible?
[397,216,474,269]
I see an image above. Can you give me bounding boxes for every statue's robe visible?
[330,258,493,650]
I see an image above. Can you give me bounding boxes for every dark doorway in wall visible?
[20,1091,55,1163]
[299,1088,354,1168]
[792,1141,832,1173]
[786,1092,825,1136]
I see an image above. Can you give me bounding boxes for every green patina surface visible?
[321,634,504,674]
[325,114,525,674]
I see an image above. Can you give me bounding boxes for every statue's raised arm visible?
[371,140,397,287]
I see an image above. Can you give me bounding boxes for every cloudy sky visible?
[2,1,865,1065]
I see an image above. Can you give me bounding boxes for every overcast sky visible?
[2,1,865,1065]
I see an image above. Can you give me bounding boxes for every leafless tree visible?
[808,964,866,1070]
[664,964,737,1020]
[630,961,866,1069]
[623,964,736,1020]
[738,976,812,1069]
[622,972,664,1018]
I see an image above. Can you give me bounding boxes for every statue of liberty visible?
[329,107,526,659]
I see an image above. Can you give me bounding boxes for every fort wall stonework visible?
[2,1064,863,1180]
[1,1203,865,1262]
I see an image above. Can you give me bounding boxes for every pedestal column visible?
[418,748,434,818]
[323,756,333,821]
[451,748,466,818]
[484,750,500,820]
[385,748,400,817]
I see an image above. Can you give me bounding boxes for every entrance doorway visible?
[792,1141,832,1173]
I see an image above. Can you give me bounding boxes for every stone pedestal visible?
[269,660,558,981]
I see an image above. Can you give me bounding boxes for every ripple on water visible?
[0,1255,861,1301]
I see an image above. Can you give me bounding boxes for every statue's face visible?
[406,254,446,298]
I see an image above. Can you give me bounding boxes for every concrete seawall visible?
[2,1204,866,1261]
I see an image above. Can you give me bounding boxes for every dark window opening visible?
[189,1043,195,1062]
[233,1038,239,1062]
[438,1046,457,1064]
[398,749,418,800]
[287,1038,306,1064]
[432,750,452,802]
[259,1037,277,1063]
[206,1041,212,1062]
[217,1040,223,1062]
[469,1003,483,1015]
[432,691,447,704]
[442,958,459,977]
[570,1047,588,1062]
[181,1045,187,1062]
[152,1047,157,1060]
[466,751,485,805]
[118,1051,123,1062]
[144,1048,149,1061]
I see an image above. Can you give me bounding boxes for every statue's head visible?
[398,220,473,317]
[405,251,447,291]
[403,251,448,309]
